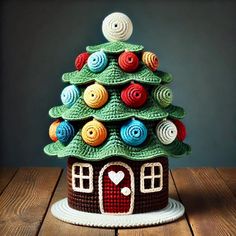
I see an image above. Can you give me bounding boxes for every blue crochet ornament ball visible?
[87,51,108,73]
[56,121,75,144]
[61,85,80,108]
[120,119,148,146]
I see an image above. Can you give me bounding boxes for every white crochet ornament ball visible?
[102,12,133,42]
[156,120,177,145]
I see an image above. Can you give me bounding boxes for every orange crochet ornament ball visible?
[84,83,109,109]
[118,51,139,72]
[49,119,61,142]
[81,119,108,147]
[142,51,159,71]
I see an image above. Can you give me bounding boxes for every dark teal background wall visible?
[1,0,235,168]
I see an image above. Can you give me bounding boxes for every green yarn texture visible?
[86,41,144,54]
[44,124,191,161]
[44,41,191,160]
[49,88,185,121]
[62,60,163,86]
[155,71,173,84]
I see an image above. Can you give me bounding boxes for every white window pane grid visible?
[140,163,163,193]
[72,163,93,193]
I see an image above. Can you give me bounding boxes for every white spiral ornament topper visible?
[156,120,177,145]
[102,12,133,42]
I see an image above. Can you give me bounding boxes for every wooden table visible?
[0,168,235,236]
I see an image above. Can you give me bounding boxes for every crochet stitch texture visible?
[44,13,190,162]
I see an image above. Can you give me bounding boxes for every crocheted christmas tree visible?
[44,15,190,161]
[44,12,191,224]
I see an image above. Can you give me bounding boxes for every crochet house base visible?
[67,156,168,215]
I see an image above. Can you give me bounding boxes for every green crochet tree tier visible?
[45,12,191,224]
[44,41,190,159]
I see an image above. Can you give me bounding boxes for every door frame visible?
[98,161,135,215]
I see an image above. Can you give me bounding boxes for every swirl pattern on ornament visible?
[81,120,107,147]
[121,83,148,108]
[172,119,186,141]
[156,120,177,145]
[56,121,75,144]
[87,51,108,73]
[118,52,139,72]
[142,51,159,71]
[154,85,173,108]
[49,119,61,142]
[75,52,90,71]
[102,12,133,42]
[61,85,80,108]
[120,119,147,146]
[84,83,108,109]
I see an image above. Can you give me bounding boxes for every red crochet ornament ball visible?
[121,83,148,108]
[75,52,90,70]
[118,51,139,72]
[172,119,187,141]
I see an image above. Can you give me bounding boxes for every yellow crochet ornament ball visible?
[49,119,61,142]
[84,83,109,108]
[142,51,159,71]
[81,119,108,147]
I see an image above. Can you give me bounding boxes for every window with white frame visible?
[72,163,93,193]
[140,163,163,193]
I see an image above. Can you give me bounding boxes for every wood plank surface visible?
[172,168,236,236]
[38,170,115,236]
[217,168,236,197]
[0,168,61,236]
[0,168,17,194]
[1,167,235,235]
[118,172,192,236]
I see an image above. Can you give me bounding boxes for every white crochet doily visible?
[51,198,185,228]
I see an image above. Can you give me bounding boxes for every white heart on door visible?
[108,171,125,185]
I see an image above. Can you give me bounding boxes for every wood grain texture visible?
[0,168,61,236]
[38,170,115,236]
[172,168,236,236]
[1,167,235,235]
[118,172,192,236]
[217,168,236,197]
[0,168,17,194]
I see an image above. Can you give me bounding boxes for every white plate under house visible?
[51,198,185,228]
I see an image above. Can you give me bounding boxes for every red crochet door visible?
[101,163,134,214]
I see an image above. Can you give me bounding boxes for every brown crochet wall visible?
[67,156,168,213]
